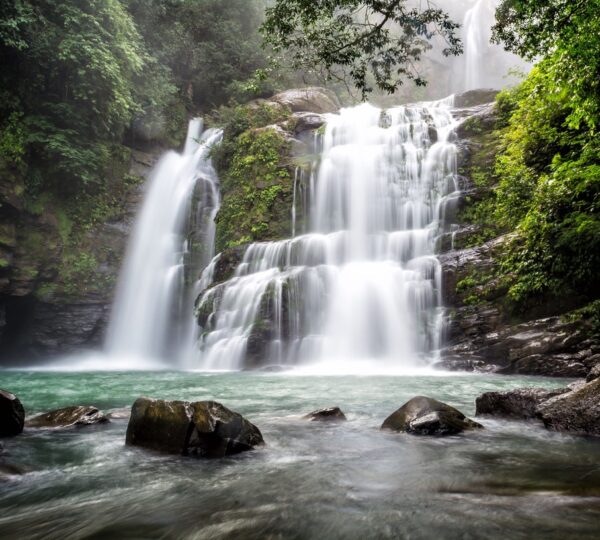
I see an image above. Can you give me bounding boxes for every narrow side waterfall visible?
[196,99,459,371]
[106,120,222,364]
[463,0,490,91]
[460,0,530,92]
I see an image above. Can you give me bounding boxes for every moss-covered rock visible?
[215,126,294,251]
[125,397,264,457]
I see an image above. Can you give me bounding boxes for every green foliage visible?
[563,300,600,340]
[126,0,272,110]
[210,102,291,173]
[0,0,175,202]
[0,112,26,165]
[490,3,600,306]
[458,118,505,247]
[261,0,462,98]
[60,251,100,296]
[215,126,292,251]
[494,0,600,130]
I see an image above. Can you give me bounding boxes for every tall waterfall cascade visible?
[195,99,460,371]
[105,120,222,364]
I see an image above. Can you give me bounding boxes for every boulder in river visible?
[126,398,264,458]
[25,405,108,428]
[0,390,25,437]
[303,407,347,422]
[475,388,570,419]
[537,378,600,436]
[381,396,483,436]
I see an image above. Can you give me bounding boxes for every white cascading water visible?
[196,99,459,371]
[106,119,222,364]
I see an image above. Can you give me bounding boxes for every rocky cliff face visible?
[436,91,600,378]
[0,148,160,364]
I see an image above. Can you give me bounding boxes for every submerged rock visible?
[475,388,570,419]
[0,390,25,437]
[303,407,347,422]
[381,396,482,436]
[25,405,108,428]
[126,398,264,458]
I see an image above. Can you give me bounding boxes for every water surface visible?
[1,371,599,539]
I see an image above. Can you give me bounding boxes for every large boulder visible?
[381,396,482,436]
[125,398,264,458]
[271,87,340,114]
[303,407,347,422]
[25,405,108,428]
[475,388,570,419]
[0,390,25,437]
[537,378,600,436]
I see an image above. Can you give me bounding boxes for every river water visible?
[1,371,599,539]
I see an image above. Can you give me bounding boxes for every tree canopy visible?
[261,0,462,97]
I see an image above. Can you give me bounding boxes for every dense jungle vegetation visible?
[0,0,599,317]
[481,0,600,314]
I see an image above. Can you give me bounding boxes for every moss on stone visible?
[215,127,293,251]
[457,114,506,248]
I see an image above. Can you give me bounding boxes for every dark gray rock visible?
[381,396,482,436]
[537,378,600,436]
[0,389,25,437]
[292,112,326,134]
[303,407,347,422]
[211,246,247,284]
[125,397,264,457]
[586,360,600,382]
[25,405,108,428]
[475,388,569,419]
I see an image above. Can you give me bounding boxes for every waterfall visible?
[196,98,459,371]
[460,0,530,92]
[463,0,489,91]
[105,120,222,364]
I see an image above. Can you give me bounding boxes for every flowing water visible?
[197,99,460,370]
[1,371,600,540]
[105,121,222,366]
[460,0,530,92]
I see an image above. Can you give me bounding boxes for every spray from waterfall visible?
[105,120,222,365]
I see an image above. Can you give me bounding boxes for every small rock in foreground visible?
[303,407,347,422]
[126,398,264,458]
[0,390,25,437]
[25,406,108,429]
[381,396,483,436]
